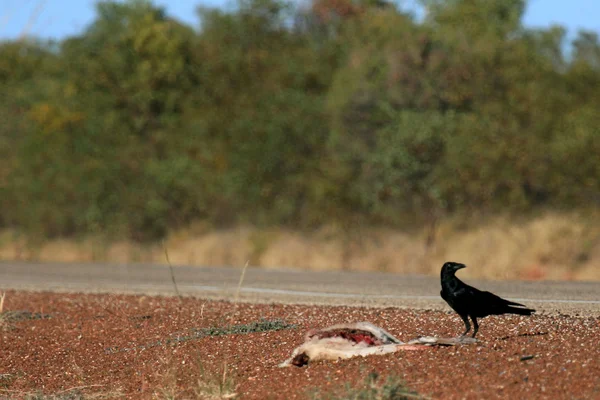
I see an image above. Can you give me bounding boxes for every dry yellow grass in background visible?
[1,211,599,281]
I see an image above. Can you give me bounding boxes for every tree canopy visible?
[1,0,599,240]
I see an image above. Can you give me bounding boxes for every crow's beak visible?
[455,264,466,270]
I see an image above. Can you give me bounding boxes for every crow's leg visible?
[459,314,471,337]
[471,317,479,338]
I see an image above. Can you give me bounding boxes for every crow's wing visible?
[441,283,473,315]
[469,289,531,317]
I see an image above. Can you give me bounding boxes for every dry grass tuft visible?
[194,361,238,400]
[153,357,238,400]
[0,291,6,330]
[2,386,124,399]
[310,371,425,400]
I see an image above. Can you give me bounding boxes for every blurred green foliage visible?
[0,0,599,241]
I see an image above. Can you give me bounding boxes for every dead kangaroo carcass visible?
[279,322,425,367]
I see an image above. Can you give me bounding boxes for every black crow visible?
[440,261,535,338]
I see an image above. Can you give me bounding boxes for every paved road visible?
[1,261,599,315]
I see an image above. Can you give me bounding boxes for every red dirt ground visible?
[1,290,599,399]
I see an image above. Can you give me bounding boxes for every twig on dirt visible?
[233,260,249,304]
[162,240,182,301]
[0,292,6,330]
[221,260,250,328]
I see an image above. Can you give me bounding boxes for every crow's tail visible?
[505,305,535,316]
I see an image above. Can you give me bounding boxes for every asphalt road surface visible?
[1,261,599,316]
